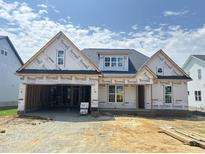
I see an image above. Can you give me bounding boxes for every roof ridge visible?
[82,48,134,50]
[192,54,205,56]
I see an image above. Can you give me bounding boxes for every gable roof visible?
[81,48,149,73]
[192,55,205,62]
[0,36,23,65]
[139,49,191,79]
[183,55,205,70]
[18,31,99,72]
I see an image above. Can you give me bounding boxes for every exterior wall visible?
[25,35,95,71]
[98,84,137,109]
[151,80,188,110]
[145,85,152,109]
[17,74,99,112]
[147,53,183,76]
[183,58,205,109]
[0,38,22,106]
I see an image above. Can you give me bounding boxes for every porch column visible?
[91,80,99,111]
[17,83,26,113]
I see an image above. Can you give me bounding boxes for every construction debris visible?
[159,127,205,149]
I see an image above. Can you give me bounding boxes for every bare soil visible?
[0,114,205,153]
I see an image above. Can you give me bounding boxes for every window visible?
[109,85,115,102]
[157,67,163,75]
[57,50,64,65]
[1,50,4,55]
[111,57,117,67]
[118,57,124,67]
[195,91,202,101]
[164,86,172,103]
[4,51,7,56]
[198,69,201,79]
[109,85,124,102]
[104,57,110,67]
[104,56,124,68]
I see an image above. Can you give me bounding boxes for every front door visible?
[138,85,145,109]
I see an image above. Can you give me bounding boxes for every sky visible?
[1,0,205,66]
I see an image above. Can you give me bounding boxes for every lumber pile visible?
[159,127,205,149]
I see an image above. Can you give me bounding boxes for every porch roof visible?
[157,75,192,80]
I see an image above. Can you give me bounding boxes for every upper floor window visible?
[118,57,124,67]
[156,67,163,75]
[197,69,201,79]
[57,50,64,65]
[1,50,7,56]
[104,57,110,67]
[104,56,124,68]
[195,91,201,101]
[111,57,116,67]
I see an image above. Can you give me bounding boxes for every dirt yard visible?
[0,111,205,153]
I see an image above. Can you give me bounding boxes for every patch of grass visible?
[0,108,17,116]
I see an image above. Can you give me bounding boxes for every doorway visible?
[138,85,145,109]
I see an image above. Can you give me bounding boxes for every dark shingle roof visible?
[192,55,205,62]
[0,36,23,65]
[81,48,149,73]
[157,75,192,80]
[16,69,100,74]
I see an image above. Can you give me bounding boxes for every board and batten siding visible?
[98,84,137,109]
[0,38,22,106]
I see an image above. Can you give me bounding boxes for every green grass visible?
[0,108,17,116]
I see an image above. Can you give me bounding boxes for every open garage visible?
[24,84,91,112]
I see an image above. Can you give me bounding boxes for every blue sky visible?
[1,0,205,65]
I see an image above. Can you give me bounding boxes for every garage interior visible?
[25,85,91,112]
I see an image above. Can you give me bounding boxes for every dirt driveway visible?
[0,111,205,153]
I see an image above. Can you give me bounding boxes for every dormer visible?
[98,52,129,71]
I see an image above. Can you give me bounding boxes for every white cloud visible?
[164,10,189,16]
[50,5,59,13]
[0,0,204,66]
[38,9,48,14]
[37,4,48,9]
[131,24,138,30]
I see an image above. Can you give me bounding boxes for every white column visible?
[91,80,99,110]
[17,83,26,113]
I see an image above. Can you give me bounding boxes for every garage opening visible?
[25,85,91,112]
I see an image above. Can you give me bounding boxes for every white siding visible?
[183,57,205,109]
[0,38,22,105]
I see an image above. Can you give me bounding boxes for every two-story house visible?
[183,55,205,110]
[16,31,191,113]
[0,36,23,107]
